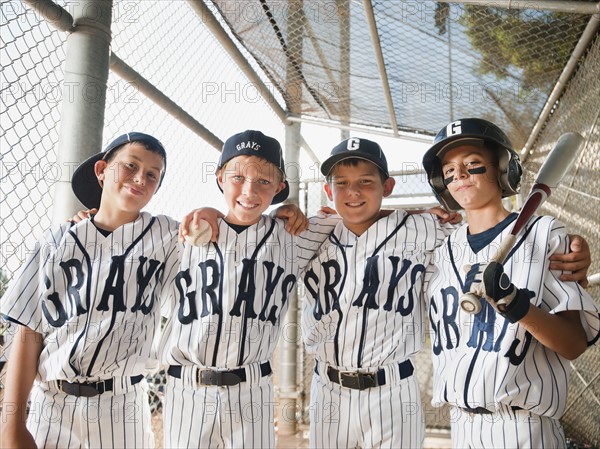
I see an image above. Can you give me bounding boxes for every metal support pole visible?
[22,0,74,31]
[436,0,600,14]
[50,0,113,223]
[279,121,302,435]
[187,0,287,123]
[338,0,351,141]
[363,0,399,135]
[286,116,434,143]
[278,0,303,436]
[109,54,222,150]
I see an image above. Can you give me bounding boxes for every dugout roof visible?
[208,0,598,152]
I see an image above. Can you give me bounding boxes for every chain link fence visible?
[1,0,599,446]
[520,32,600,448]
[1,0,284,421]
[212,0,592,149]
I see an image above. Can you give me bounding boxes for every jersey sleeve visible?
[0,224,71,332]
[294,214,341,267]
[439,220,460,237]
[543,219,600,345]
[414,213,448,252]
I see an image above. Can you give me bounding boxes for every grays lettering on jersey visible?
[302,210,448,449]
[1,212,180,448]
[161,215,337,369]
[428,215,600,417]
[160,215,338,448]
[302,211,447,368]
[1,212,180,381]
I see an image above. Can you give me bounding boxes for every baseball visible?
[184,219,212,246]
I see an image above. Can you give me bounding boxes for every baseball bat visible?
[460,132,585,314]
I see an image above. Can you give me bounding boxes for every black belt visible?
[459,405,523,415]
[58,375,144,397]
[317,360,414,390]
[168,362,272,386]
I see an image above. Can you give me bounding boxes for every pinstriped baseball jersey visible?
[160,214,338,369]
[427,215,600,418]
[0,212,180,382]
[302,210,446,369]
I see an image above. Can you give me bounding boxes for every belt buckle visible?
[198,370,242,386]
[95,380,108,394]
[338,370,359,389]
[61,381,99,397]
[339,371,375,390]
[198,369,220,386]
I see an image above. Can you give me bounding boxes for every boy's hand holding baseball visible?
[179,208,224,243]
[466,262,534,323]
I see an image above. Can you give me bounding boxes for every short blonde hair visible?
[219,155,285,183]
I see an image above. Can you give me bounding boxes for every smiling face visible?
[324,159,395,236]
[441,145,503,211]
[94,142,164,214]
[217,155,286,226]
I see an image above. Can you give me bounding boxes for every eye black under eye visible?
[467,166,487,175]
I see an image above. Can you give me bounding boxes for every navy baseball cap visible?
[321,137,389,177]
[71,132,167,210]
[216,130,289,204]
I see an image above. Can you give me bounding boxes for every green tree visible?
[436,5,589,91]
[461,6,588,90]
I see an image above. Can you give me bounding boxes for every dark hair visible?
[326,158,389,184]
[104,140,166,166]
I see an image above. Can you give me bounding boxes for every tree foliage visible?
[435,5,589,90]
[460,6,588,90]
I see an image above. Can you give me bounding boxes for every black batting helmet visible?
[422,118,522,211]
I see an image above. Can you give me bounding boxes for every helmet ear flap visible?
[505,154,522,195]
[426,159,462,211]
[496,147,522,196]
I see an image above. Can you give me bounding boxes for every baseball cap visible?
[71,132,167,210]
[216,130,290,204]
[321,137,389,177]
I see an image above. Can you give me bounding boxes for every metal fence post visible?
[51,0,113,223]
[279,120,302,436]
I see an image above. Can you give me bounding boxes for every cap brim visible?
[423,137,485,174]
[71,152,104,210]
[321,153,389,177]
[271,181,289,204]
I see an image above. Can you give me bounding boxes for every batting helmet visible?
[422,118,522,211]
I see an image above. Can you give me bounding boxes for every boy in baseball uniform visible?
[300,136,591,449]
[1,132,179,448]
[423,118,599,448]
[301,137,455,448]
[159,130,338,448]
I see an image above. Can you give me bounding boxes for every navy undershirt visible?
[467,212,518,253]
[225,220,251,234]
[90,215,112,237]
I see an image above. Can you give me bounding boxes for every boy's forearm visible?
[519,308,587,360]
[2,325,43,426]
